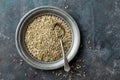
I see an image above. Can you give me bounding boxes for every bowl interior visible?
[20,11,73,62]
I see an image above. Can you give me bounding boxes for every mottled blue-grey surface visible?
[0,0,120,80]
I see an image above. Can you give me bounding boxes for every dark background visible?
[0,0,120,80]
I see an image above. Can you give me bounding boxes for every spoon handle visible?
[60,38,70,72]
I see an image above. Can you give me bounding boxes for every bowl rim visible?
[15,6,80,70]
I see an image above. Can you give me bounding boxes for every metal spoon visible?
[53,23,70,72]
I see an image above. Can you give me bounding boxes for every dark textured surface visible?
[0,0,120,80]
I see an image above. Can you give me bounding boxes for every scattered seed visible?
[88,40,91,44]
[65,5,69,9]
[63,74,67,78]
[83,65,86,68]
[13,54,16,57]
[25,73,27,76]
[89,47,92,49]
[76,65,81,69]
[76,73,81,77]
[35,72,38,75]
[12,59,17,62]
[83,73,86,77]
[55,72,58,76]
[77,59,82,62]
[19,62,23,65]
[9,54,13,57]
[28,67,32,71]
[68,74,72,80]
[59,78,62,80]
[20,59,23,62]
[52,58,86,79]
[58,72,62,76]
[52,71,55,74]
[70,71,73,73]
[82,59,85,62]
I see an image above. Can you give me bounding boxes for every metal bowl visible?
[15,6,80,70]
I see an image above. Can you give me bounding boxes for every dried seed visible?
[20,59,23,62]
[88,40,91,44]
[65,5,69,9]
[82,59,85,62]
[76,73,82,77]
[83,65,86,68]
[58,72,62,76]
[52,71,55,74]
[59,78,62,80]
[83,74,86,77]
[35,72,38,75]
[19,62,23,65]
[25,73,27,76]
[63,74,67,78]
[9,54,13,57]
[76,65,81,69]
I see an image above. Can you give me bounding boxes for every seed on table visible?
[65,5,69,9]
